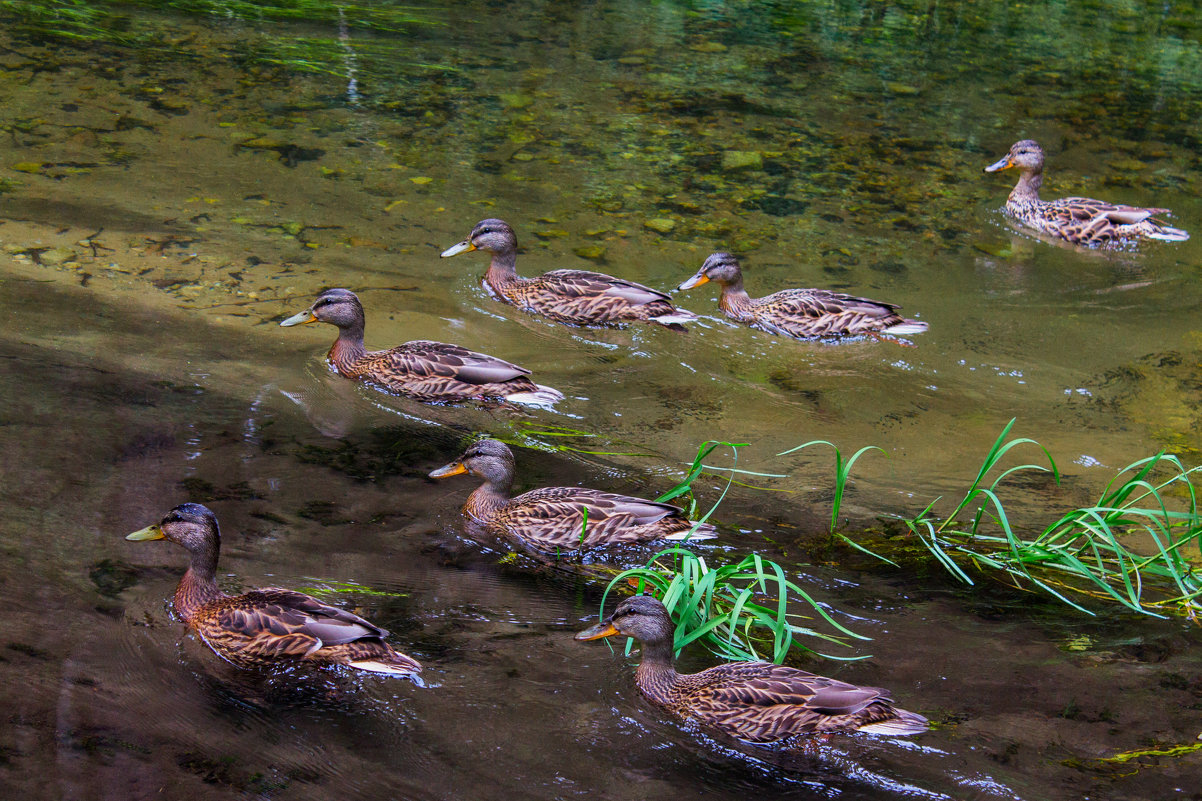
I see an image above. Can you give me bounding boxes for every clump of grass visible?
[591,440,866,663]
[600,547,867,662]
[797,419,1202,619]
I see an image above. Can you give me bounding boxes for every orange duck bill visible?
[574,620,620,641]
[428,460,468,479]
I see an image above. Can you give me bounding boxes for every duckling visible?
[428,439,716,551]
[577,595,927,740]
[984,139,1189,246]
[440,219,696,329]
[281,288,562,405]
[127,503,422,676]
[678,253,927,339]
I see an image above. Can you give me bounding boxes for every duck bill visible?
[678,272,709,291]
[440,240,476,258]
[428,461,468,479]
[126,523,165,541]
[280,309,317,327]
[983,154,1015,173]
[574,620,619,641]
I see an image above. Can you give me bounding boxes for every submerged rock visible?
[644,218,676,234]
[573,245,606,261]
[721,150,763,172]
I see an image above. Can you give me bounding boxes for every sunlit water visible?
[2,2,1201,799]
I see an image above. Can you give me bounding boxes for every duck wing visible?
[499,486,689,549]
[377,340,531,386]
[214,588,388,658]
[538,269,672,306]
[752,289,902,337]
[693,663,893,740]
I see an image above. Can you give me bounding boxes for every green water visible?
[2,1,1201,799]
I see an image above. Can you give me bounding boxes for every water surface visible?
[2,2,1201,799]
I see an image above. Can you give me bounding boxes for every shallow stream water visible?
[2,2,1201,799]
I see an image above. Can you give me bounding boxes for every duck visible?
[440,219,696,330]
[678,252,927,339]
[126,503,422,676]
[428,439,716,551]
[983,139,1189,246]
[576,595,927,741]
[280,288,562,405]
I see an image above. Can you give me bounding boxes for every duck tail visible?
[1147,224,1190,242]
[348,650,424,679]
[882,319,929,336]
[650,309,698,330]
[664,521,718,542]
[857,708,929,736]
[506,384,565,407]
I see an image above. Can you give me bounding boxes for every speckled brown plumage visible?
[281,288,561,405]
[576,596,927,741]
[984,140,1189,246]
[440,219,696,329]
[428,439,716,551]
[678,253,927,339]
[127,503,422,676]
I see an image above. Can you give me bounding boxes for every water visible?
[2,2,1201,798]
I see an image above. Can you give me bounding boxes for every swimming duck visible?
[281,288,562,405]
[576,595,927,740]
[428,439,716,551]
[126,503,422,676]
[984,139,1189,246]
[440,219,696,329]
[678,253,927,339]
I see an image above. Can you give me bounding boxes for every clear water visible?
[1,2,1201,799]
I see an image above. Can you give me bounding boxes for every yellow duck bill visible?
[279,309,318,327]
[126,524,165,541]
[574,620,620,641]
[440,240,476,258]
[428,461,468,479]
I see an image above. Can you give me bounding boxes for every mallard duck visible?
[428,439,716,551]
[984,139,1189,246]
[440,219,696,330]
[126,503,422,676]
[576,596,927,740]
[678,253,927,339]
[280,288,562,405]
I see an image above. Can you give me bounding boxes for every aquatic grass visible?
[655,439,787,518]
[599,547,868,664]
[808,420,1202,619]
[1,0,447,88]
[778,438,891,563]
[1,0,438,37]
[587,440,866,663]
[1062,740,1202,774]
[298,578,409,598]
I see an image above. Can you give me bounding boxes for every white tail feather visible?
[506,384,565,406]
[650,311,698,325]
[856,710,929,736]
[349,659,422,677]
[664,523,718,542]
[1147,226,1189,242]
[882,319,929,335]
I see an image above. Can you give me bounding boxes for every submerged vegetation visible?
[0,0,437,39]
